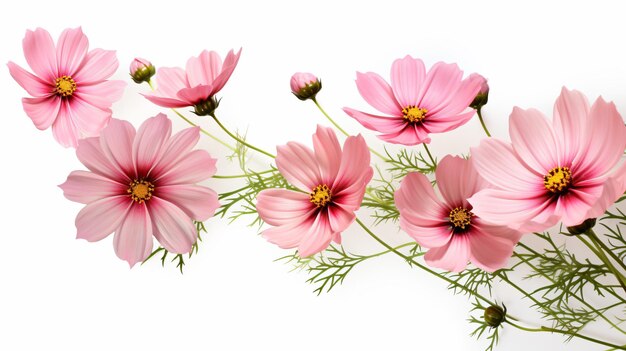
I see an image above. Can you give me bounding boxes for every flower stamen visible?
[128,179,155,203]
[544,166,571,194]
[55,75,77,97]
[402,105,428,123]
[310,184,332,208]
[449,207,473,230]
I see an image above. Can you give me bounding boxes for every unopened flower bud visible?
[193,96,220,117]
[469,73,489,110]
[484,305,505,328]
[130,58,156,84]
[566,218,597,235]
[290,72,322,101]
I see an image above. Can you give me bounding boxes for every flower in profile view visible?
[343,55,483,145]
[290,72,321,101]
[469,88,626,232]
[142,49,241,116]
[469,73,489,110]
[7,27,126,147]
[395,155,522,272]
[59,114,220,267]
[256,125,373,257]
[129,57,155,84]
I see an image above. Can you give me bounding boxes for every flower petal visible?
[99,118,136,178]
[113,204,153,267]
[133,113,171,176]
[22,96,60,130]
[186,50,222,88]
[355,71,401,115]
[68,97,111,136]
[60,170,126,204]
[427,73,482,117]
[436,155,484,208]
[73,49,119,84]
[176,85,212,105]
[332,134,372,192]
[76,195,131,242]
[327,205,355,233]
[509,107,560,174]
[312,125,342,183]
[276,142,321,191]
[76,137,127,180]
[469,225,519,272]
[297,214,333,257]
[262,221,309,250]
[151,127,201,178]
[343,108,407,134]
[74,80,126,109]
[7,62,53,96]
[149,197,197,254]
[424,234,470,272]
[417,62,463,111]
[51,100,79,148]
[156,150,216,185]
[378,124,431,145]
[256,189,315,227]
[22,28,57,81]
[157,184,220,221]
[210,48,241,94]
[390,55,425,107]
[56,27,89,75]
[552,87,589,165]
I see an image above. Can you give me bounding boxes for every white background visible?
[0,0,625,350]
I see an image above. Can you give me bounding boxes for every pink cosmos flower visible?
[343,55,483,145]
[395,155,522,272]
[469,88,626,232]
[129,57,155,84]
[142,49,241,115]
[59,114,220,267]
[256,125,373,257]
[290,72,321,101]
[7,27,125,148]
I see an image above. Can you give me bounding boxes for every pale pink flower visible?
[343,55,483,145]
[256,125,373,257]
[129,57,155,84]
[395,156,522,272]
[290,72,321,100]
[7,27,125,148]
[469,88,626,232]
[59,114,220,267]
[142,49,241,115]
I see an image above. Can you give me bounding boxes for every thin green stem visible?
[210,114,276,159]
[579,235,626,295]
[476,108,492,137]
[312,97,388,162]
[361,242,416,260]
[145,81,236,151]
[504,319,623,349]
[213,169,277,179]
[588,229,626,273]
[422,143,437,169]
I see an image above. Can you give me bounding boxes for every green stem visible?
[210,114,276,159]
[145,80,236,152]
[312,97,388,162]
[213,169,276,179]
[504,319,623,349]
[588,229,626,274]
[422,143,437,169]
[476,108,492,137]
[579,235,626,295]
[361,242,416,259]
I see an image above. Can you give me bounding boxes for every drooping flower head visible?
[395,155,522,272]
[469,73,489,110]
[143,49,241,116]
[290,72,321,101]
[256,125,373,257]
[59,114,220,267]
[129,57,155,84]
[343,55,483,145]
[469,88,626,232]
[7,27,126,147]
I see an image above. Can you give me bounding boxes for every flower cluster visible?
[8,27,626,350]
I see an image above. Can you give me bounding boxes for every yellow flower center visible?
[402,105,428,123]
[128,179,155,203]
[55,75,77,97]
[544,166,572,194]
[449,207,473,230]
[310,184,332,208]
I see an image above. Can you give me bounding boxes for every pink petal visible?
[22,96,60,130]
[470,138,543,193]
[417,62,463,111]
[7,62,53,97]
[312,125,342,183]
[149,197,197,254]
[355,71,402,115]
[156,149,216,185]
[332,167,373,211]
[262,221,309,249]
[427,73,482,117]
[114,204,153,267]
[60,170,126,204]
[133,113,172,176]
[332,134,371,193]
[422,110,475,134]
[343,108,407,134]
[186,50,222,87]
[399,214,452,248]
[56,27,89,75]
[76,195,131,242]
[99,118,136,178]
[156,184,220,221]
[469,226,518,272]
[68,97,111,136]
[142,94,190,108]
[390,55,425,107]
[424,234,470,272]
[435,155,480,208]
[276,142,321,191]
[210,48,241,94]
[76,137,127,181]
[22,28,57,81]
[176,85,213,105]
[574,97,626,180]
[552,88,590,165]
[151,127,201,178]
[154,67,189,97]
[256,189,315,226]
[585,163,626,219]
[555,187,602,227]
[378,124,431,145]
[74,80,126,109]
[51,100,79,148]
[297,214,333,257]
[327,205,355,233]
[73,49,119,84]
[509,107,560,174]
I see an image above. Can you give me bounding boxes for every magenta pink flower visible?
[59,114,220,267]
[469,88,626,232]
[343,55,483,145]
[395,156,522,272]
[7,27,125,148]
[256,125,373,257]
[142,49,241,115]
